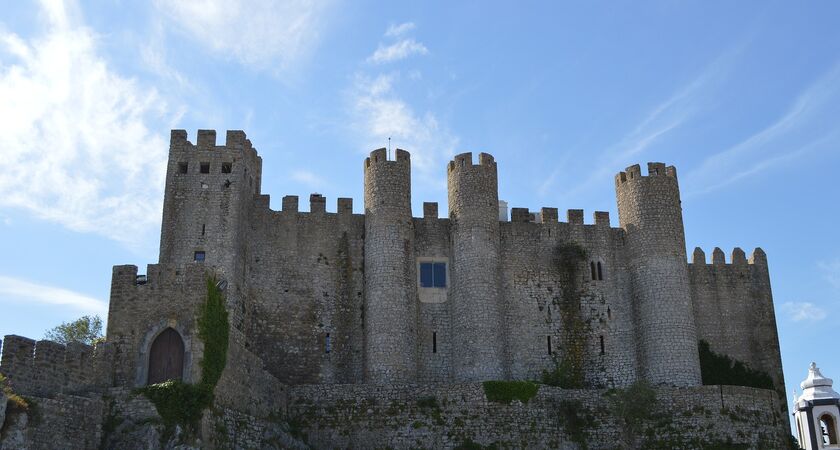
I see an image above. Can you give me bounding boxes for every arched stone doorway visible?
[147,328,185,385]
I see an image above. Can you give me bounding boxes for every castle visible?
[0,130,791,449]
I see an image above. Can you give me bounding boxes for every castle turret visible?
[156,130,262,331]
[159,130,261,271]
[447,152,506,380]
[615,163,701,386]
[363,148,418,383]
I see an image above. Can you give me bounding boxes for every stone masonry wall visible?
[106,263,207,387]
[0,393,104,450]
[615,163,702,386]
[689,247,786,399]
[363,148,419,383]
[286,383,789,449]
[447,152,506,381]
[245,194,366,385]
[499,209,639,387]
[0,336,113,397]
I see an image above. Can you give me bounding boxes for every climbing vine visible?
[546,242,588,388]
[482,380,540,404]
[138,275,230,434]
[698,340,774,390]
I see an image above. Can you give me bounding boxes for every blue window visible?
[194,251,206,262]
[420,262,446,288]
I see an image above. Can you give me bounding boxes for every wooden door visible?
[147,328,185,385]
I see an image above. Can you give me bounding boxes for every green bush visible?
[138,380,212,429]
[482,380,539,404]
[416,396,438,408]
[0,373,29,412]
[698,340,774,390]
[541,359,585,389]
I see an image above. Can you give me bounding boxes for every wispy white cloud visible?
[291,169,327,189]
[154,0,333,71]
[0,0,176,248]
[818,259,840,290]
[367,39,428,64]
[684,62,840,196]
[349,72,458,187]
[385,22,416,38]
[0,275,107,315]
[545,45,741,199]
[781,301,827,322]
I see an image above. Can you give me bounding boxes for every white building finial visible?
[793,362,840,450]
[799,362,840,401]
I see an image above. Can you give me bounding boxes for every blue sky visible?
[1,0,838,423]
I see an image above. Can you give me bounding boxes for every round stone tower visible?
[615,162,701,386]
[447,152,506,381]
[363,148,417,383]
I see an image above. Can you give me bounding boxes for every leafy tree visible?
[44,315,104,345]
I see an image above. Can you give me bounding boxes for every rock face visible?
[0,391,6,431]
[0,409,28,450]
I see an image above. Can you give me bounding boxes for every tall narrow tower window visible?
[597,262,603,280]
[325,333,331,354]
[547,335,553,355]
[599,335,605,355]
[432,332,437,353]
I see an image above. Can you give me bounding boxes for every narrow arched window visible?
[821,414,838,445]
[597,262,603,280]
[148,328,185,385]
[590,262,597,280]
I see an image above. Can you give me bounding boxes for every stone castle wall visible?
[116,130,781,389]
[286,383,790,449]
[689,247,786,394]
[0,336,113,397]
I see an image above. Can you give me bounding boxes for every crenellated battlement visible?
[507,207,611,226]
[110,263,208,290]
[170,129,256,153]
[689,247,768,267]
[0,335,114,397]
[615,162,678,186]
[447,152,496,172]
[364,148,410,169]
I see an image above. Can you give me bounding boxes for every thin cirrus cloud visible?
[385,22,416,38]
[683,61,840,196]
[367,39,429,64]
[0,275,107,315]
[350,23,456,191]
[781,301,828,322]
[546,44,742,201]
[154,0,333,71]
[0,0,175,249]
[349,73,458,190]
[818,259,840,290]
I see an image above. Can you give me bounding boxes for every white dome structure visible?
[794,363,840,449]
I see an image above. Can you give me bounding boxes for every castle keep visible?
[0,130,790,449]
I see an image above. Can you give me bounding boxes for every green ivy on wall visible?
[547,242,589,388]
[138,275,230,434]
[698,340,774,390]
